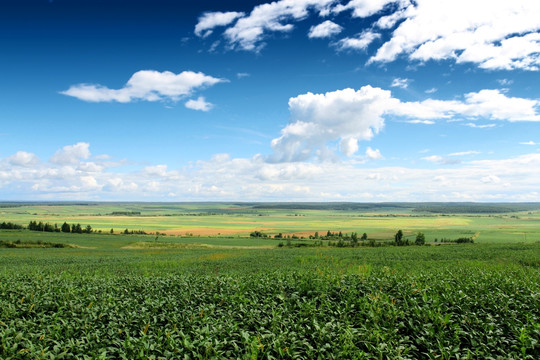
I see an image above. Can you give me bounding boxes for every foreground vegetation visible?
[0,242,538,359]
[1,203,539,358]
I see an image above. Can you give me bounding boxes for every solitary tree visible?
[415,232,426,245]
[61,222,71,233]
[394,230,404,246]
[361,233,368,241]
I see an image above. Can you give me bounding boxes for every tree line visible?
[0,222,24,230]
[27,221,93,234]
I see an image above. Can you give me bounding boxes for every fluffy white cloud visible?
[308,20,343,38]
[185,97,213,111]
[340,137,359,156]
[392,89,540,122]
[195,0,540,71]
[270,86,392,161]
[335,31,380,51]
[461,90,540,121]
[270,86,540,162]
[3,143,540,201]
[369,0,540,70]
[365,147,383,160]
[195,11,245,37]
[62,70,225,103]
[50,142,91,165]
[333,0,404,18]
[8,151,40,167]
[222,0,336,50]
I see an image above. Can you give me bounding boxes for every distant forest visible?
[248,202,540,214]
[1,202,540,214]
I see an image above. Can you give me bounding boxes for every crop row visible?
[1,264,538,359]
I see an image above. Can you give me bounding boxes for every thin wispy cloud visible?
[391,77,410,89]
[448,151,480,156]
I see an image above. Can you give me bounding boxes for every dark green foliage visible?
[0,222,23,230]
[415,232,426,245]
[394,229,406,246]
[249,231,267,238]
[27,221,57,232]
[361,232,368,241]
[61,222,71,233]
[439,237,474,244]
[0,239,68,248]
[109,211,141,216]
[72,223,83,234]
[122,228,147,235]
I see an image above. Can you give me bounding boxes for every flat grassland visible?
[2,202,540,242]
[1,202,539,358]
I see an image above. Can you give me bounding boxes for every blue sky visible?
[1,0,540,201]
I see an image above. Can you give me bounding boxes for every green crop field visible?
[1,202,539,358]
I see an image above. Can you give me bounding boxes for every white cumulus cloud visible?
[4,143,540,201]
[269,86,540,162]
[62,70,225,103]
[308,20,343,38]
[8,151,40,167]
[221,0,336,51]
[195,11,245,38]
[369,0,540,71]
[50,142,91,165]
[185,97,213,111]
[335,31,381,51]
[333,0,404,18]
[365,147,383,160]
[270,86,392,162]
[340,137,359,156]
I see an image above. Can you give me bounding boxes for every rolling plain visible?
[1,202,539,358]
